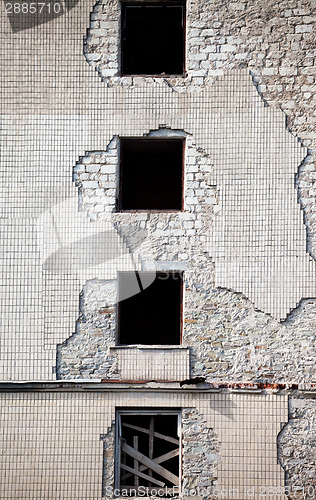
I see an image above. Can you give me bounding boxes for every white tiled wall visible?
[0,391,287,499]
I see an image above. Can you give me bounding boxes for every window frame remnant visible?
[115,409,182,497]
[118,137,185,212]
[120,1,186,77]
[117,271,184,346]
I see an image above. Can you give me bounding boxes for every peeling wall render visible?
[278,396,316,499]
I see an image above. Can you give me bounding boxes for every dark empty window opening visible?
[116,411,181,496]
[118,272,183,345]
[119,138,184,211]
[121,1,186,76]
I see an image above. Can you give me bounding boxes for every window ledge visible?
[110,346,190,380]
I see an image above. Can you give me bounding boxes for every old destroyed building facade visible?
[0,0,316,499]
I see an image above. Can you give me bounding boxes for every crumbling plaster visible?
[84,1,316,145]
[83,0,316,319]
[278,396,316,499]
[58,117,316,382]
[56,0,316,386]
[58,132,216,379]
